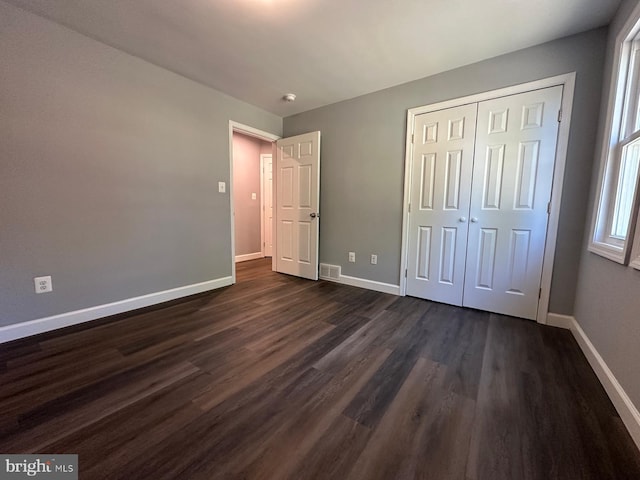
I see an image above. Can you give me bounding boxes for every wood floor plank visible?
[0,347,125,405]
[347,356,445,480]
[115,367,335,480]
[343,305,434,428]
[191,321,335,412]
[537,326,624,479]
[41,372,212,479]
[465,315,526,480]
[2,357,199,453]
[312,311,398,373]
[233,347,393,480]
[286,413,372,480]
[0,258,637,479]
[440,308,490,400]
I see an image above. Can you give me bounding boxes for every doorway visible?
[229,121,279,283]
[232,131,274,263]
[229,122,322,283]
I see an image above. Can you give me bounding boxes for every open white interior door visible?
[275,131,321,280]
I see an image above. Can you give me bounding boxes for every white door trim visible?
[399,73,576,324]
[260,153,266,257]
[229,121,280,283]
[260,153,273,258]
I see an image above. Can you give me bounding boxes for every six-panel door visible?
[406,104,478,305]
[406,86,563,320]
[463,86,563,319]
[275,131,321,280]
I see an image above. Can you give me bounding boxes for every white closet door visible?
[463,86,563,320]
[406,104,478,305]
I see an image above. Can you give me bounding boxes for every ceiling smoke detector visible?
[283,93,296,102]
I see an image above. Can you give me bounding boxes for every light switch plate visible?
[251,192,257,200]
[218,181,226,193]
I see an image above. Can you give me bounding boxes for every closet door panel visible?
[463,86,563,320]
[406,104,478,305]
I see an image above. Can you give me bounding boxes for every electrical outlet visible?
[371,254,378,265]
[251,192,257,200]
[348,251,356,263]
[218,181,226,193]
[34,276,52,294]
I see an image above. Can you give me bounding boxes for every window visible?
[589,10,640,264]
[611,137,640,240]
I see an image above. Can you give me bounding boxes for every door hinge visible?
[547,202,551,214]
[558,109,562,123]
[411,134,415,143]
[408,203,411,213]
[405,269,408,278]
[539,288,542,299]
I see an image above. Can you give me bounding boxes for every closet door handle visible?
[470,217,479,223]
[459,217,467,223]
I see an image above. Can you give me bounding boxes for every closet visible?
[405,86,563,320]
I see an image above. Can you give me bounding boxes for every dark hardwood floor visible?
[1,258,639,479]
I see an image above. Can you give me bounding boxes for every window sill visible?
[588,241,626,264]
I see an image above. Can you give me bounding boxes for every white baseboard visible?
[0,276,234,344]
[235,252,264,263]
[545,313,575,329]
[319,273,401,296]
[547,313,640,450]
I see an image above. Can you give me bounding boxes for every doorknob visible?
[470,217,479,223]
[459,217,467,223]
[310,212,318,218]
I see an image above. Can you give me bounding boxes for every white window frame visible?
[630,211,640,269]
[589,4,640,264]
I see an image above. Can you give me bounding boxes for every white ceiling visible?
[5,0,621,116]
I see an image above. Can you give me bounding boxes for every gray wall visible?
[0,2,281,327]
[284,28,607,315]
[574,0,640,413]
[233,132,271,256]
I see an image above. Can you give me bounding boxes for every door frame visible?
[399,73,576,324]
[260,153,273,258]
[229,121,280,283]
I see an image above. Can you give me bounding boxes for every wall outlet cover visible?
[34,276,52,294]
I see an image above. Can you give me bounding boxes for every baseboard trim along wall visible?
[547,313,640,451]
[319,272,401,296]
[235,252,263,263]
[0,276,234,344]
